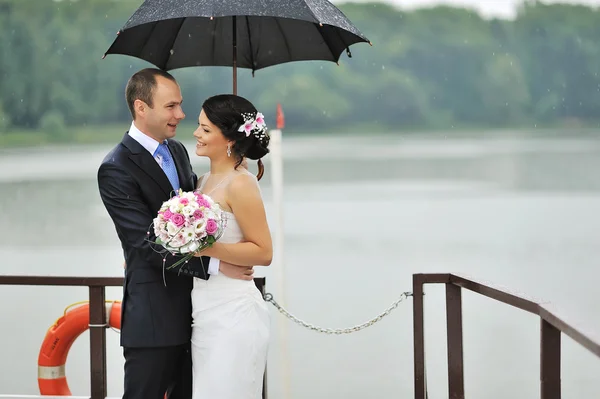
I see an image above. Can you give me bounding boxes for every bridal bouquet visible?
[152,189,226,270]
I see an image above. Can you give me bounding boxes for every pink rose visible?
[198,198,211,208]
[171,213,185,227]
[205,219,218,235]
[180,198,189,205]
[163,210,173,220]
[193,210,204,220]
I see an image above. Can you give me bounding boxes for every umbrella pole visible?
[232,15,237,95]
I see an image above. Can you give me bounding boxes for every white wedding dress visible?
[190,171,270,399]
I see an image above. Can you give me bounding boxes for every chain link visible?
[263,291,413,334]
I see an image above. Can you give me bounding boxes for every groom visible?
[97,68,253,399]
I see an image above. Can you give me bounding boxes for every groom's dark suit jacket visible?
[98,133,210,348]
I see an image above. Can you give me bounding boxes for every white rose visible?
[169,203,183,213]
[182,192,196,202]
[166,222,179,235]
[180,226,195,243]
[193,220,206,234]
[182,206,195,217]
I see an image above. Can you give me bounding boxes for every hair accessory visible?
[238,112,268,143]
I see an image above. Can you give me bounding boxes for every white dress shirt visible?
[128,122,220,275]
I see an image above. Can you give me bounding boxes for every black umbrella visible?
[103,0,370,94]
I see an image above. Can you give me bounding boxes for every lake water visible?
[1,131,599,398]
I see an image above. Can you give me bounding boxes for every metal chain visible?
[263,291,413,334]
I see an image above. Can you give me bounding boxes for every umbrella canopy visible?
[103,0,370,93]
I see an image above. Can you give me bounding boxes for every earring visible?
[227,145,231,157]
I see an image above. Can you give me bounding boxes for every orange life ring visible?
[37,301,121,395]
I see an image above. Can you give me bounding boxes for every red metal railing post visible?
[540,319,561,399]
[89,286,107,399]
[446,283,464,399]
[413,274,427,399]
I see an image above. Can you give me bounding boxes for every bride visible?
[190,94,272,399]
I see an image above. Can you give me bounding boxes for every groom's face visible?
[140,76,185,142]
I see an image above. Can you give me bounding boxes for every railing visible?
[412,273,600,399]
[0,275,266,399]
[4,273,598,399]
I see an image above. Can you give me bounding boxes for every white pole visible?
[270,129,285,296]
[269,128,292,399]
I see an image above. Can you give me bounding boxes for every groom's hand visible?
[219,261,254,281]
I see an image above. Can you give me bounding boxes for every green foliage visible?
[1,0,600,144]
[0,104,10,133]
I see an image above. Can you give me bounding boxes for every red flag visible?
[276,103,285,129]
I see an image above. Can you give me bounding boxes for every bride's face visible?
[193,109,232,159]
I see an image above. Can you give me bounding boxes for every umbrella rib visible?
[333,27,350,60]
[317,24,337,62]
[139,22,161,67]
[162,18,186,69]
[300,1,321,24]
[245,15,255,73]
[273,18,292,62]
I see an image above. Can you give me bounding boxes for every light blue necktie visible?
[154,142,180,192]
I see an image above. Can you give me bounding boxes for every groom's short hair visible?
[126,68,177,119]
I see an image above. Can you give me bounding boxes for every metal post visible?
[255,278,268,399]
[541,319,561,399]
[413,275,427,399]
[89,286,107,399]
[446,284,464,399]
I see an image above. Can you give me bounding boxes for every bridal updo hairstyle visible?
[201,94,270,180]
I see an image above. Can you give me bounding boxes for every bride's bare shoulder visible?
[227,170,260,197]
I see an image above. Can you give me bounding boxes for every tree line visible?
[1,0,599,139]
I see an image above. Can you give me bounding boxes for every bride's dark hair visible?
[201,94,270,180]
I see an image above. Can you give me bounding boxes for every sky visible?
[333,0,600,18]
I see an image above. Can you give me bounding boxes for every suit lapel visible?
[122,134,174,198]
